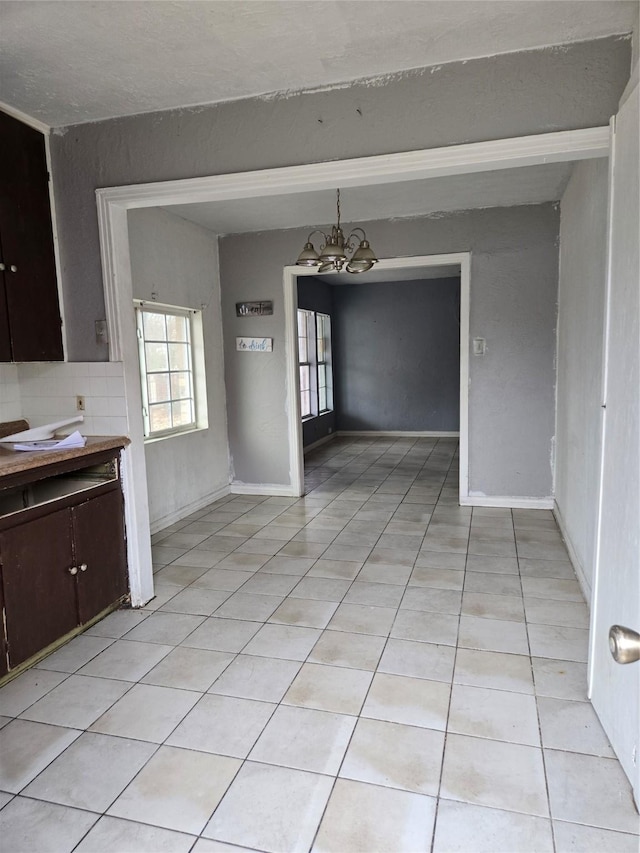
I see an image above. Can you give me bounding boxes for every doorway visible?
[284,255,471,500]
[96,128,602,607]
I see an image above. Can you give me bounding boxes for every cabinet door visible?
[0,112,63,362]
[0,232,11,363]
[73,490,128,625]
[0,509,77,668]
[0,575,8,677]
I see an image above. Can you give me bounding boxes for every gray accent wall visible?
[332,278,460,432]
[555,159,609,596]
[47,36,630,361]
[219,203,559,498]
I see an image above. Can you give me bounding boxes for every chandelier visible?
[295,189,378,274]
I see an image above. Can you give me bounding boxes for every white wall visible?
[555,159,610,598]
[128,207,229,532]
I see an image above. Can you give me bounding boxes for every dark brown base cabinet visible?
[0,449,128,676]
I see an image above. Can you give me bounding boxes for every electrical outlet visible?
[76,395,85,412]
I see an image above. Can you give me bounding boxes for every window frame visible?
[297,307,333,422]
[134,301,199,440]
[316,312,332,415]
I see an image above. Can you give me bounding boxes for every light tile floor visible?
[1,436,638,852]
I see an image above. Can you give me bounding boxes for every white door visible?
[590,78,639,804]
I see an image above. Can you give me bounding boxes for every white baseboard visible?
[149,484,230,534]
[460,495,555,510]
[337,430,460,438]
[303,433,337,453]
[553,501,591,605]
[231,482,301,497]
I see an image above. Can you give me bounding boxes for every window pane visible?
[301,390,311,418]
[147,372,170,404]
[149,403,172,433]
[298,333,307,363]
[143,311,166,341]
[172,399,193,427]
[299,365,310,392]
[168,343,189,371]
[317,363,326,388]
[145,342,169,372]
[166,313,188,342]
[297,311,306,337]
[170,371,192,400]
[319,386,327,412]
[316,315,324,361]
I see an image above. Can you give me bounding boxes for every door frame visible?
[96,126,608,606]
[284,255,471,497]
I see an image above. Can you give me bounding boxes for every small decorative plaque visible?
[236,337,273,352]
[236,301,273,317]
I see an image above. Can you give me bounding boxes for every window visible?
[297,308,333,420]
[135,302,200,438]
[298,309,313,418]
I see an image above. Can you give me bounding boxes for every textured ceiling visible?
[0,1,636,127]
[164,162,573,235]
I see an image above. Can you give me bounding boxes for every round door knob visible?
[0,263,5,271]
[9,265,17,273]
[68,566,78,575]
[609,625,640,664]
[79,563,88,572]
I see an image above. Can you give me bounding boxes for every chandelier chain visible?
[295,187,378,274]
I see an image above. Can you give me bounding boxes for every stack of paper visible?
[12,431,87,452]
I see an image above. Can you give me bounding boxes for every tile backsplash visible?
[0,364,22,423]
[2,362,129,436]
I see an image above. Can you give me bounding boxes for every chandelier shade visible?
[295,190,378,274]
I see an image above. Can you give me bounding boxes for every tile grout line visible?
[514,507,558,853]
[430,446,471,853]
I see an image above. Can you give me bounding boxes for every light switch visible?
[95,320,109,344]
[473,337,486,356]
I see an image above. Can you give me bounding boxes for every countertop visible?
[0,436,130,479]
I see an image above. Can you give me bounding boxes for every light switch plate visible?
[95,319,109,344]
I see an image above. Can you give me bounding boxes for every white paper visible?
[12,430,87,452]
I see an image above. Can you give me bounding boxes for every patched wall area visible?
[48,37,629,361]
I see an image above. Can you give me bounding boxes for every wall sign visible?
[236,337,273,352]
[236,301,273,317]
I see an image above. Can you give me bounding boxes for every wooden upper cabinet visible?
[0,111,64,362]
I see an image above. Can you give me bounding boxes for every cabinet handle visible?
[79,563,88,572]
[0,263,5,271]
[9,265,17,273]
[68,566,78,575]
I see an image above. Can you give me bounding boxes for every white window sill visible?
[143,425,208,445]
